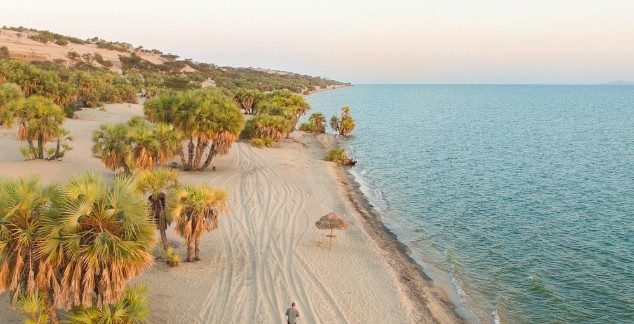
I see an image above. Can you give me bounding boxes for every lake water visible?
[306,85,634,323]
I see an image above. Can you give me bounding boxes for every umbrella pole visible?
[329,229,333,250]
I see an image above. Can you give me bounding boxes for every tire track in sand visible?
[193,143,348,323]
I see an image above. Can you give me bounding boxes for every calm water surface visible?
[306,85,634,323]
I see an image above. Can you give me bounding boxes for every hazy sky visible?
[2,0,633,84]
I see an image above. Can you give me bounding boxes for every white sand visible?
[0,103,461,323]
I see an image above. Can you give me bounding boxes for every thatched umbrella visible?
[315,212,349,250]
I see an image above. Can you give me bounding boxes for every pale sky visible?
[2,0,633,84]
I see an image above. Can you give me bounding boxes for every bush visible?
[102,83,138,104]
[54,38,68,46]
[0,46,9,59]
[67,51,80,60]
[251,138,265,148]
[166,247,180,267]
[299,122,313,132]
[325,148,355,165]
[241,114,290,140]
[63,102,79,118]
[263,137,275,147]
[251,137,275,148]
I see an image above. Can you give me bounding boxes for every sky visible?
[2,0,633,84]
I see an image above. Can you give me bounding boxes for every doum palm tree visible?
[167,185,229,262]
[39,173,155,310]
[0,174,156,323]
[136,168,180,251]
[0,176,61,323]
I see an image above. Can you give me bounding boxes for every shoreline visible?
[305,84,352,96]
[316,134,466,323]
[0,99,464,323]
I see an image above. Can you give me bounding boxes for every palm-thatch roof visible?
[315,212,348,230]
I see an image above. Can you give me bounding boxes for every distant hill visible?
[0,26,349,93]
[601,80,634,86]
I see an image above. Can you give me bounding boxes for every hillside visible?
[0,26,349,93]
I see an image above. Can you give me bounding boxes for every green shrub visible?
[102,83,138,104]
[0,46,9,59]
[251,138,265,148]
[63,102,79,118]
[67,51,80,60]
[66,285,150,323]
[54,38,68,46]
[325,148,355,165]
[299,122,314,132]
[251,137,276,148]
[166,247,180,267]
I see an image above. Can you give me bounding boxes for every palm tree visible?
[136,168,179,251]
[39,173,155,310]
[66,284,149,324]
[0,176,61,323]
[144,89,244,171]
[253,114,289,141]
[259,90,310,135]
[309,113,326,133]
[1,96,71,160]
[127,121,159,171]
[17,291,49,324]
[153,123,183,165]
[233,88,262,114]
[300,112,326,133]
[330,106,355,136]
[93,118,182,174]
[330,116,340,134]
[92,123,133,174]
[0,82,24,111]
[167,185,229,262]
[338,106,355,136]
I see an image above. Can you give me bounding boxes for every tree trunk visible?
[186,241,193,262]
[199,144,217,171]
[49,137,61,160]
[122,163,132,175]
[37,133,44,159]
[159,229,169,252]
[152,195,169,251]
[178,147,186,168]
[194,238,201,261]
[186,137,195,171]
[54,138,61,159]
[192,138,207,170]
[43,293,59,324]
[158,211,169,251]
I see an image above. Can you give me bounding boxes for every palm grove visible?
[0,29,355,323]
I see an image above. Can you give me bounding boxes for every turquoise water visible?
[306,85,634,323]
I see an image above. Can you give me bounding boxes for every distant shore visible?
[306,84,352,96]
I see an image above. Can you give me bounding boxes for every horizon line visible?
[349,82,634,86]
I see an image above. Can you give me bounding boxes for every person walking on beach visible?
[285,302,300,324]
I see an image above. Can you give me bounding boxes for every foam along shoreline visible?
[347,157,481,323]
[316,134,466,323]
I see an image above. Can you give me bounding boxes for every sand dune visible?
[0,29,168,73]
[0,103,461,323]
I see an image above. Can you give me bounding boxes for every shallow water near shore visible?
[306,84,634,323]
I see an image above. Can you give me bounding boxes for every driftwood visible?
[343,159,357,166]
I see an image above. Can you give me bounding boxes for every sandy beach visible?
[0,102,462,323]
